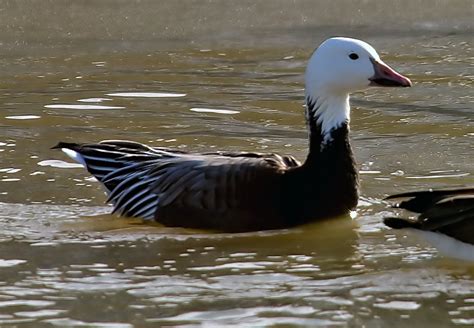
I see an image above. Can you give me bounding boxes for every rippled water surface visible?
[0,1,473,327]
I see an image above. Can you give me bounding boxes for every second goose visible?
[385,188,474,261]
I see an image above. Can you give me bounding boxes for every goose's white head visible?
[305,37,411,145]
[306,37,411,96]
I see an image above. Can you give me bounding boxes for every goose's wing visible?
[54,140,293,231]
[384,188,474,244]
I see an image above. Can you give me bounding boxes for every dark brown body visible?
[157,128,359,231]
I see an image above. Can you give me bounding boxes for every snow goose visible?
[54,37,411,232]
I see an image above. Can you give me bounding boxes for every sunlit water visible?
[0,1,473,327]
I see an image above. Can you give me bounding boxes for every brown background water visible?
[0,1,473,327]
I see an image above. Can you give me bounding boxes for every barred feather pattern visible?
[54,140,300,222]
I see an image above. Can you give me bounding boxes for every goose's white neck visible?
[306,93,350,146]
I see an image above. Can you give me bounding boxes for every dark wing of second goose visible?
[54,140,300,232]
[384,188,474,244]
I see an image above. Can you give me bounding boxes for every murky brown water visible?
[0,1,473,327]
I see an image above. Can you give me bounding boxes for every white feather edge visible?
[61,148,87,167]
[406,228,474,262]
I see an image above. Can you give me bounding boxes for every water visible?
[0,1,473,326]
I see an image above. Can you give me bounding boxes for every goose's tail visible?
[53,140,166,187]
[52,140,172,220]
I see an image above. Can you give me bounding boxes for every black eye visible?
[349,53,359,60]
